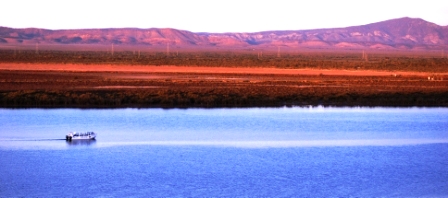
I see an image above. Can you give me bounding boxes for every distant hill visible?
[1,17,447,50]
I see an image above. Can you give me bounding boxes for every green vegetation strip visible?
[1,90,447,108]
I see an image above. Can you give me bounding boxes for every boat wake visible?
[34,139,68,141]
[94,139,448,148]
[0,139,67,141]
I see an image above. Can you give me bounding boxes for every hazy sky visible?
[1,0,447,32]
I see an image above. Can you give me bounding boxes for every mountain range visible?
[0,17,447,50]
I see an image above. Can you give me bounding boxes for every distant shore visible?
[1,63,447,108]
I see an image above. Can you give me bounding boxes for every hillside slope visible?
[1,17,447,50]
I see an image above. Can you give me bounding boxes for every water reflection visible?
[66,139,96,146]
[94,139,448,148]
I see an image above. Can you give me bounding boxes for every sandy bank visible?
[0,63,442,77]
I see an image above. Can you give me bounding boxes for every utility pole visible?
[166,43,170,56]
[362,50,368,61]
[111,44,114,56]
[277,46,280,58]
[35,43,39,55]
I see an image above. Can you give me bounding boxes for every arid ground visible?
[1,59,447,107]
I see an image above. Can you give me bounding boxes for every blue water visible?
[1,107,448,197]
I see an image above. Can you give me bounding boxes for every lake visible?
[1,107,448,197]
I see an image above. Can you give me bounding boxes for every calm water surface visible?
[1,107,447,197]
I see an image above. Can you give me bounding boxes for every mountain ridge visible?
[1,17,447,50]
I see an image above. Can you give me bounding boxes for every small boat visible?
[66,132,96,141]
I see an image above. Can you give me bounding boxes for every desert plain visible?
[0,49,447,108]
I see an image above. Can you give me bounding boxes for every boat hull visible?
[66,132,96,141]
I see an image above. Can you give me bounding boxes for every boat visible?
[66,132,96,141]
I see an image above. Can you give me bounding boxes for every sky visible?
[1,0,447,33]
